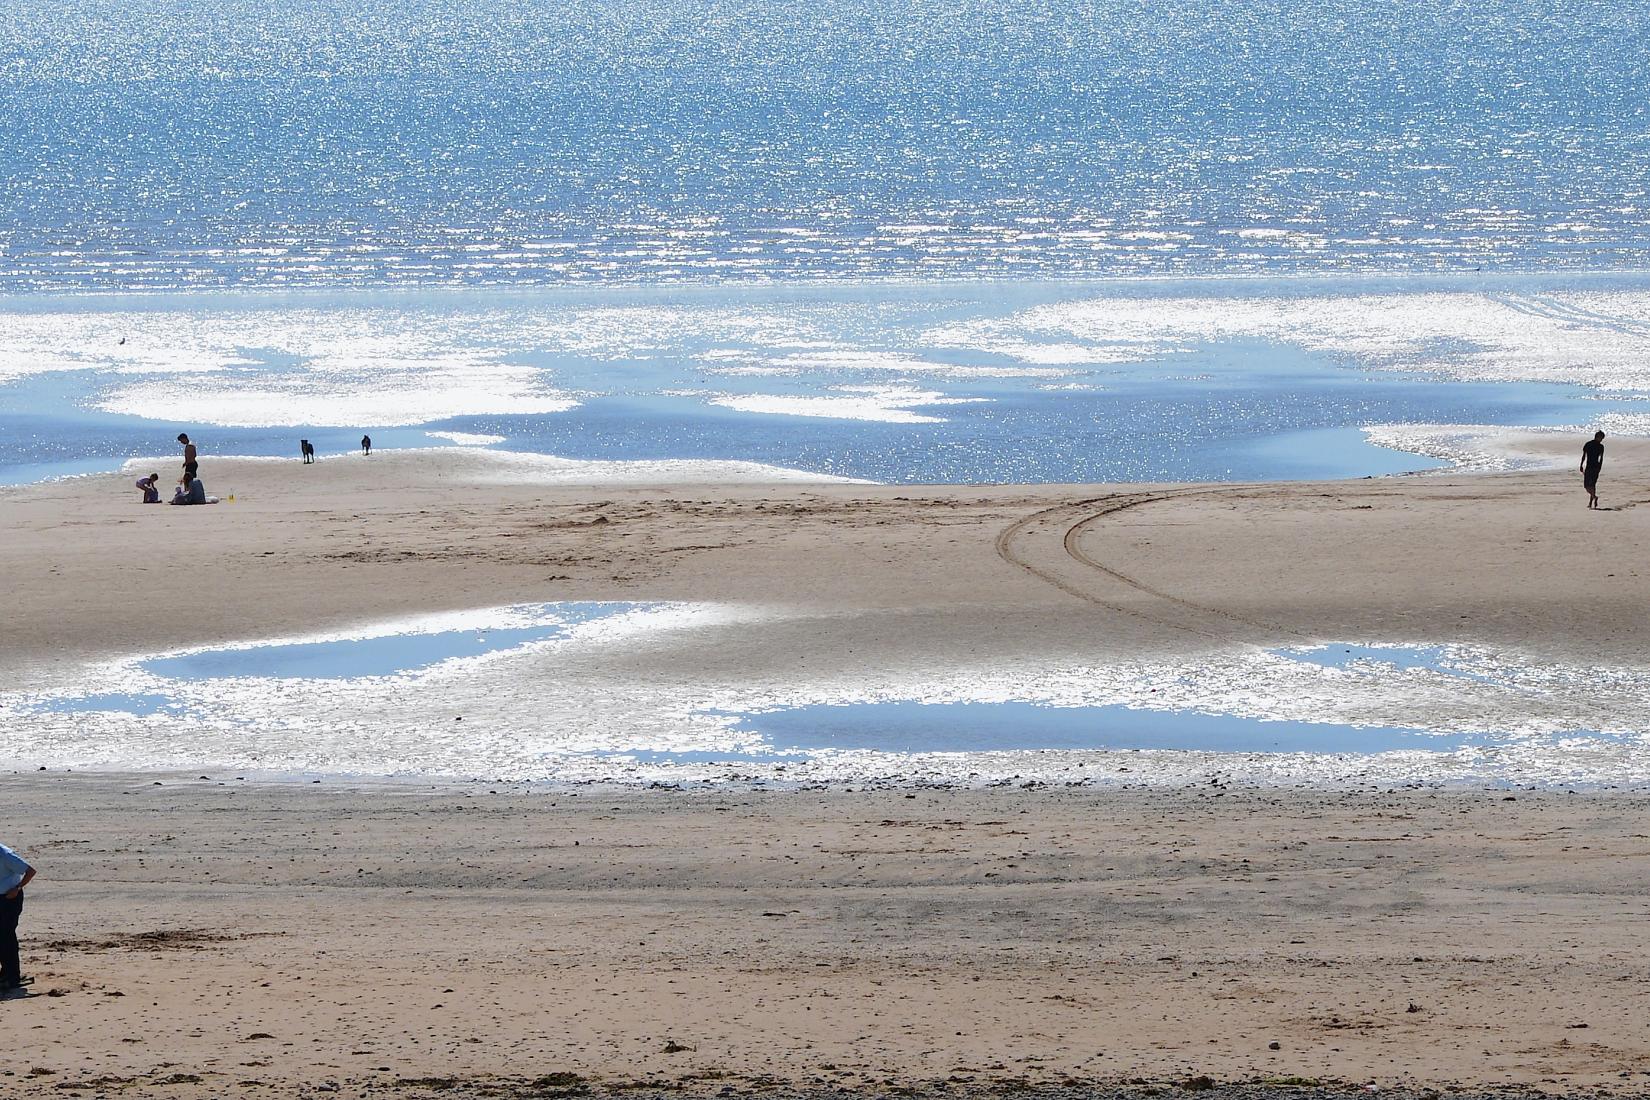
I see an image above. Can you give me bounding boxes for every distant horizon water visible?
[3,0,1648,292]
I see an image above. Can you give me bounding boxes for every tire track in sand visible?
[996,487,1309,642]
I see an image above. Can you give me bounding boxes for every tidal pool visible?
[28,692,183,716]
[1277,643,1508,686]
[728,700,1473,755]
[143,603,638,681]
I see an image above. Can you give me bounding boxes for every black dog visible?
[300,439,315,464]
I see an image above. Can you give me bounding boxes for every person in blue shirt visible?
[0,843,33,997]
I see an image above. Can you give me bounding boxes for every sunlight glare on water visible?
[1,0,1646,290]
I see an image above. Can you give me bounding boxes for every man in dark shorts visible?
[178,432,198,483]
[1581,430,1605,509]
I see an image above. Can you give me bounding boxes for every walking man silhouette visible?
[1581,431,1605,510]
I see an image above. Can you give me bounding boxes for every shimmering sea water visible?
[2,0,1648,290]
[4,2,1650,486]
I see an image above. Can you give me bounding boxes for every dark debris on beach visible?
[332,1078,1617,1100]
[14,1066,1625,1099]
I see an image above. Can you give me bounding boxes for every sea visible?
[5,0,1650,782]
[5,0,1650,486]
[4,0,1649,291]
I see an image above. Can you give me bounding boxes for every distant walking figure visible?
[0,841,34,998]
[301,439,315,464]
[1581,431,1605,509]
[177,433,198,482]
[361,435,372,456]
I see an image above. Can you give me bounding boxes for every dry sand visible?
[3,777,1650,1097]
[6,448,1650,1095]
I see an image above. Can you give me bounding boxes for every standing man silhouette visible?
[1581,430,1605,510]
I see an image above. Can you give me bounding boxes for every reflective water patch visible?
[28,693,183,716]
[602,749,814,766]
[729,700,1472,755]
[143,602,637,681]
[1239,426,1448,479]
[1277,643,1507,686]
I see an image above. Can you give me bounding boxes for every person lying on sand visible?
[136,473,161,503]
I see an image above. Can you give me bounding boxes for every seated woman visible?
[170,477,213,505]
[136,473,161,503]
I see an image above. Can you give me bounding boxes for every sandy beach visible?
[6,440,1650,686]
[2,776,1649,1097]
[6,450,1650,1095]
[8,0,1650,1091]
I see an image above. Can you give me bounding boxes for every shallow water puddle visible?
[28,692,184,716]
[143,602,638,681]
[604,749,813,766]
[729,700,1473,755]
[1239,427,1448,479]
[1277,643,1507,685]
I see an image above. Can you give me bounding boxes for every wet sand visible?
[5,442,1650,692]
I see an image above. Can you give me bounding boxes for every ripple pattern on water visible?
[2,0,1648,289]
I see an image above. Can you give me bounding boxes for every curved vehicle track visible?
[995,487,1310,642]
